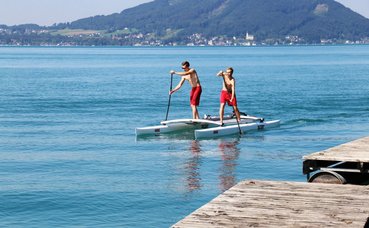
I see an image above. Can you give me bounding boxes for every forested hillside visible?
[2,0,369,45]
[62,0,369,42]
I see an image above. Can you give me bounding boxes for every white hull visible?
[135,114,275,137]
[135,122,213,136]
[136,123,189,136]
[194,120,280,139]
[136,118,258,136]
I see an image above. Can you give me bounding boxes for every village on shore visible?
[1,27,369,47]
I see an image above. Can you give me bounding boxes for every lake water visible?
[1,45,369,227]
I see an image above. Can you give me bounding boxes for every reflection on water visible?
[184,140,202,192]
[218,140,240,192]
[183,139,241,193]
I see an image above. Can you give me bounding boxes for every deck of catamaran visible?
[135,113,280,139]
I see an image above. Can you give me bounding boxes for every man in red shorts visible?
[170,61,202,119]
[217,67,241,126]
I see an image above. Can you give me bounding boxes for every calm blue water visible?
[1,45,369,227]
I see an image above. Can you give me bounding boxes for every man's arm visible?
[217,71,224,77]
[171,69,195,76]
[170,77,186,94]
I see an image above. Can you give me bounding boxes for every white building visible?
[246,32,254,41]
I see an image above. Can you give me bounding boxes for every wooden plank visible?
[173,180,369,227]
[303,136,369,163]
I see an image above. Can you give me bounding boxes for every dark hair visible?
[227,67,234,75]
[182,61,190,67]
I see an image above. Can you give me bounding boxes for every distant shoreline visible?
[1,43,368,48]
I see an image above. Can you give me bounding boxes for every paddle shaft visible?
[233,106,242,135]
[165,73,174,121]
[221,73,242,135]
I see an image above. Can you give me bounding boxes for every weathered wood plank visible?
[173,180,369,227]
[303,136,369,162]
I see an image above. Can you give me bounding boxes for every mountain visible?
[2,0,369,46]
[62,0,369,42]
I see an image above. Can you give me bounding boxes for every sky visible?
[0,0,368,26]
[0,0,153,26]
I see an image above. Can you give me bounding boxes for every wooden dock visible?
[303,136,369,184]
[173,180,369,227]
[303,136,369,163]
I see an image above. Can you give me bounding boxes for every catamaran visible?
[135,113,280,139]
[136,72,280,139]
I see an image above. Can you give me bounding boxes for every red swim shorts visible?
[190,86,202,106]
[220,90,237,106]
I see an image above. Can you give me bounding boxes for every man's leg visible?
[195,106,199,119]
[219,103,225,125]
[191,105,199,119]
[233,105,241,122]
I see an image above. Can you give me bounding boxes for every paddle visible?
[232,107,242,135]
[220,72,242,135]
[165,73,174,121]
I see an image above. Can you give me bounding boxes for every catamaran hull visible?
[135,123,209,136]
[136,117,253,136]
[136,123,186,136]
[135,116,275,137]
[194,120,280,139]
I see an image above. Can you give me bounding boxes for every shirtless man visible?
[170,61,202,119]
[217,67,241,126]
